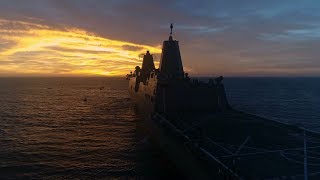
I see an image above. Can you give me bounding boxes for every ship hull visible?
[130,91,227,180]
[130,89,320,179]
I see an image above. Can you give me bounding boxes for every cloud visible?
[260,27,320,42]
[121,45,144,52]
[0,18,161,76]
[0,0,320,76]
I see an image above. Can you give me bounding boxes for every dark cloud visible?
[121,45,143,52]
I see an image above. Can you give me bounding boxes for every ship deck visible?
[166,110,320,179]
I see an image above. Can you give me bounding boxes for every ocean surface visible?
[0,77,319,179]
[224,77,320,131]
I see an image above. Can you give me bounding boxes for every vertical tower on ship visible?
[140,51,155,83]
[159,24,184,79]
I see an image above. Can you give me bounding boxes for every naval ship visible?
[127,24,320,180]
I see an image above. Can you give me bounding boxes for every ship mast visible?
[159,23,184,79]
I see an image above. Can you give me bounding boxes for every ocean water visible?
[0,77,177,179]
[0,77,319,179]
[224,77,320,131]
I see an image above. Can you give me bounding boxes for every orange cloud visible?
[0,18,161,76]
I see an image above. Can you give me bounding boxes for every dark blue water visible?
[0,77,319,178]
[225,77,320,131]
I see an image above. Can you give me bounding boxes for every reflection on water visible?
[0,77,178,179]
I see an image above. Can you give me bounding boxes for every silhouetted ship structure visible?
[127,24,320,180]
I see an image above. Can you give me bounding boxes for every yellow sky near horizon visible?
[0,19,162,76]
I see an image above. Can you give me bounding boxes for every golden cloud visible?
[0,18,161,76]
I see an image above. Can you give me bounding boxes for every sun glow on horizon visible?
[0,18,162,76]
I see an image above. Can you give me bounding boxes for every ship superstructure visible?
[127,24,229,115]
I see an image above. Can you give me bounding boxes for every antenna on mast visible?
[169,23,174,41]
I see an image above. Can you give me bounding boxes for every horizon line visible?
[0,75,319,78]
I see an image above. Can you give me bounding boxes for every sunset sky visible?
[0,0,320,77]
